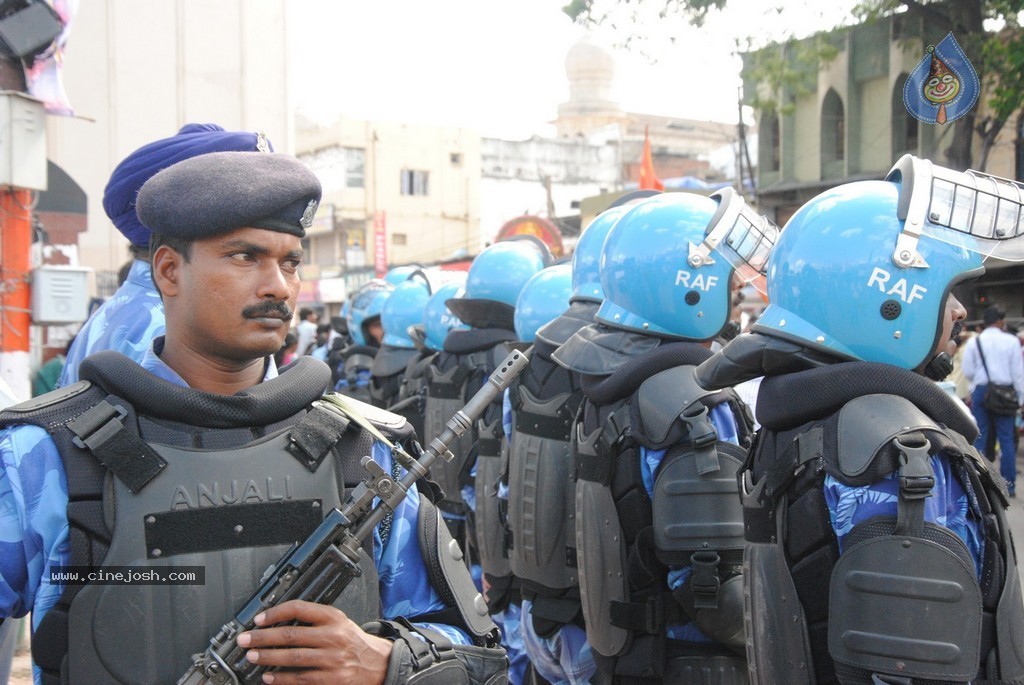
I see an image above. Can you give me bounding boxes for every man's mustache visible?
[242,301,293,320]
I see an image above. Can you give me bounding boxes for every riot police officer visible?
[697,154,1024,684]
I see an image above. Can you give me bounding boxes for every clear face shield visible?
[688,187,779,296]
[887,154,1024,268]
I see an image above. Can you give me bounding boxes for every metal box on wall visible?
[31,266,91,324]
[0,91,47,191]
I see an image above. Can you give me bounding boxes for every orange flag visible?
[638,126,664,191]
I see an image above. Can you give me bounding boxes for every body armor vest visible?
[368,345,421,411]
[390,349,436,446]
[0,353,384,685]
[739,361,1024,685]
[334,343,378,403]
[507,336,584,632]
[571,342,752,684]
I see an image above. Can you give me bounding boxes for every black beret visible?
[136,151,321,240]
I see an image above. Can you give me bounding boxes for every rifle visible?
[178,347,530,685]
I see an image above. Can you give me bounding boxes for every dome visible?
[565,35,616,83]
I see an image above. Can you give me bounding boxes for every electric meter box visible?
[0,91,47,191]
[32,266,91,324]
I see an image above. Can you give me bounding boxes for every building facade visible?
[742,13,1024,321]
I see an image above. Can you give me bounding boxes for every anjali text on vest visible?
[170,476,295,509]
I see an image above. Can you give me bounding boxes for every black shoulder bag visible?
[976,338,1020,416]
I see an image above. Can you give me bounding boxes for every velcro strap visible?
[427,380,463,400]
[514,409,573,441]
[760,426,824,507]
[67,400,166,493]
[609,593,683,634]
[596,405,631,460]
[477,438,501,457]
[286,403,350,472]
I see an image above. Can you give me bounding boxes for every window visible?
[450,152,463,166]
[821,89,845,162]
[762,112,781,172]
[892,76,918,156]
[345,147,365,188]
[400,169,429,196]
[392,233,407,245]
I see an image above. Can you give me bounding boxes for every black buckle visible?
[895,437,935,500]
[682,405,718,449]
[690,550,722,609]
[69,401,128,449]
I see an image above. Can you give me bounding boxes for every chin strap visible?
[922,351,954,381]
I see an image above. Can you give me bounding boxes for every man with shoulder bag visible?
[963,304,1024,496]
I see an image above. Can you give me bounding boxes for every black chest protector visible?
[389,349,437,446]
[507,328,585,631]
[0,353,386,685]
[568,340,754,683]
[423,328,515,519]
[740,361,1024,685]
[334,343,378,404]
[368,344,421,412]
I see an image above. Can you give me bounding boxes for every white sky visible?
[289,0,861,140]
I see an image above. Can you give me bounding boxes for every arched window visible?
[821,89,845,179]
[892,74,918,156]
[821,89,845,162]
[761,112,780,172]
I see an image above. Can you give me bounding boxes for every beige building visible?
[295,117,482,312]
[43,0,292,289]
[742,13,1024,320]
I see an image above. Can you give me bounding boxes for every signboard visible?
[495,215,564,257]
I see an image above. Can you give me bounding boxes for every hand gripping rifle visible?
[178,347,530,685]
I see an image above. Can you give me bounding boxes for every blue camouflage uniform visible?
[58,260,164,387]
[2,342,468,684]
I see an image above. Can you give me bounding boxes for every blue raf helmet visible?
[424,280,469,351]
[446,239,551,329]
[755,154,1024,370]
[384,265,422,285]
[346,279,394,346]
[597,188,777,341]
[515,264,573,342]
[381,278,431,349]
[572,205,631,303]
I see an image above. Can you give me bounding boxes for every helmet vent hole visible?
[685,291,701,305]
[881,299,902,321]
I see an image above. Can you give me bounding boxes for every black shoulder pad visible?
[0,381,92,417]
[636,365,718,445]
[836,393,940,479]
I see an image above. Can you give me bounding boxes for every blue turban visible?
[102,123,273,248]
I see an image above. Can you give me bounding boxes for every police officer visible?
[60,123,274,387]
[697,154,1024,684]
[371,274,432,424]
[0,151,505,685]
[552,189,775,684]
[505,205,630,685]
[335,279,394,401]
[428,238,550,685]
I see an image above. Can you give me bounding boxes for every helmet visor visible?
[889,154,1024,263]
[703,188,779,294]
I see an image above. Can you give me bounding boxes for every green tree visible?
[564,0,1024,171]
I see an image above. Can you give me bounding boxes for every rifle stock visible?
[178,347,530,685]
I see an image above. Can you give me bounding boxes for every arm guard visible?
[365,619,508,685]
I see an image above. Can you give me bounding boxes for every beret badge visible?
[300,199,319,229]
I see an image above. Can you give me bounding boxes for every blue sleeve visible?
[370,440,470,645]
[824,456,982,576]
[0,426,70,627]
